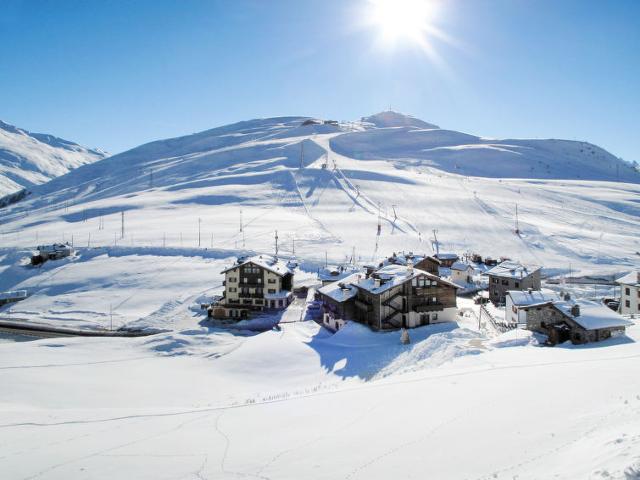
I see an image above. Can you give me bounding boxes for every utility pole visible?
[198,217,201,247]
[275,230,279,258]
[515,204,520,235]
[240,209,245,248]
[121,211,125,239]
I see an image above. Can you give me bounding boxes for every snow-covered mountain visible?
[1,112,639,274]
[0,119,106,197]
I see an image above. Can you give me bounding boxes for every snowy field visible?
[1,112,639,479]
[1,317,639,479]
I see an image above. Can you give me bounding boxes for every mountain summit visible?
[361,111,439,129]
[0,120,106,197]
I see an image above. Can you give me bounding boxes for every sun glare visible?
[369,0,435,45]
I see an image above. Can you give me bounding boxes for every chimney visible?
[564,293,571,301]
[407,258,414,275]
[570,304,580,317]
[374,278,381,288]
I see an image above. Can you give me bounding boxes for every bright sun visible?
[369,0,435,45]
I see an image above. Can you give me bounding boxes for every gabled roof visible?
[486,261,541,279]
[450,261,474,272]
[507,289,558,307]
[435,253,458,260]
[318,264,361,282]
[221,255,293,277]
[552,300,633,331]
[318,273,362,303]
[616,271,640,287]
[355,265,459,295]
[385,252,440,267]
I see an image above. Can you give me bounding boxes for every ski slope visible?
[0,120,106,197]
[0,112,638,276]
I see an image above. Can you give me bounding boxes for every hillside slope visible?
[0,113,638,275]
[0,120,106,197]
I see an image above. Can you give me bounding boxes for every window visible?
[493,278,499,284]
[228,277,237,283]
[514,282,520,288]
[501,280,509,286]
[268,279,276,284]
[625,287,630,296]
[625,300,630,308]
[228,287,237,293]
[432,313,438,321]
[243,299,252,305]
[241,287,249,295]
[254,299,263,305]
[257,278,262,284]
[268,289,276,294]
[432,297,437,303]
[278,300,283,307]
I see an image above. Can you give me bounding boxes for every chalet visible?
[450,262,475,286]
[31,243,74,265]
[486,261,541,305]
[616,271,639,315]
[523,299,633,345]
[214,255,294,319]
[505,289,558,325]
[317,272,361,331]
[434,253,459,268]
[385,252,441,276]
[318,261,459,331]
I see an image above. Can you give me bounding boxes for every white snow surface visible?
[0,120,106,197]
[0,112,640,478]
[0,112,638,277]
[1,312,639,479]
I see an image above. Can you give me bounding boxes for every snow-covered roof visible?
[221,255,293,277]
[553,300,633,331]
[0,290,27,301]
[450,261,473,272]
[384,252,439,267]
[355,265,459,295]
[318,273,362,303]
[435,253,458,260]
[507,289,558,307]
[486,261,540,279]
[37,243,72,254]
[318,264,361,282]
[616,271,640,287]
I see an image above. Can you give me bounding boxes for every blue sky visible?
[1,0,638,161]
